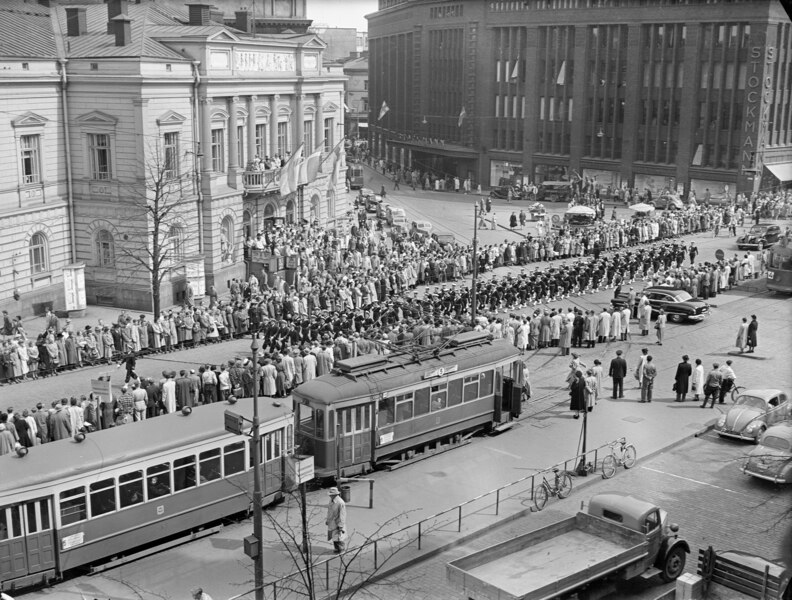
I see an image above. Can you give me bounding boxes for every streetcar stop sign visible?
[715,249,725,261]
[551,214,561,224]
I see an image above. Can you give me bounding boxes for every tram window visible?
[316,407,326,438]
[448,378,463,407]
[378,397,395,426]
[200,448,222,483]
[480,370,494,396]
[299,403,315,436]
[147,463,171,500]
[0,507,22,540]
[463,375,479,402]
[224,441,246,476]
[26,503,39,534]
[396,396,413,422]
[40,499,51,530]
[414,388,430,416]
[287,424,293,452]
[60,486,87,525]
[431,384,448,411]
[119,471,144,508]
[90,478,117,517]
[0,510,6,540]
[326,413,334,439]
[174,456,197,492]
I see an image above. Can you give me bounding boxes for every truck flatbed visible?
[447,512,649,600]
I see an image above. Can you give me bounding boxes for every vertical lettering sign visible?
[742,46,775,173]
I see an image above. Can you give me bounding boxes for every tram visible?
[294,331,524,479]
[0,398,293,592]
[347,163,364,189]
[766,235,792,293]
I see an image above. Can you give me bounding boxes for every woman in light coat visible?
[691,358,705,402]
[735,317,748,353]
[655,309,667,345]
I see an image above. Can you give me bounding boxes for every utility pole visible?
[250,334,264,600]
[471,202,479,326]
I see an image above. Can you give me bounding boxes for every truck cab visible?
[588,492,689,582]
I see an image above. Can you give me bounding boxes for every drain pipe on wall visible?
[191,60,204,254]
[59,58,77,263]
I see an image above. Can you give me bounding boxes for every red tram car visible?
[0,399,293,593]
[293,331,524,479]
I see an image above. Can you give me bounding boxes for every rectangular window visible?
[163,132,179,179]
[414,387,430,416]
[200,448,222,483]
[88,133,111,180]
[378,397,395,426]
[277,122,288,156]
[174,456,197,492]
[448,378,463,407]
[480,370,494,396]
[324,118,333,152]
[430,383,448,411]
[89,478,116,517]
[255,123,267,158]
[0,506,23,540]
[237,125,245,167]
[264,430,282,462]
[211,128,225,172]
[20,134,41,185]
[395,393,414,422]
[60,486,87,525]
[147,463,171,499]
[315,407,325,439]
[224,441,246,476]
[463,375,479,402]
[119,471,144,508]
[303,120,313,151]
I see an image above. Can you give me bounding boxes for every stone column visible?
[270,94,279,157]
[294,93,305,151]
[199,92,213,176]
[227,96,239,188]
[314,93,323,150]
[247,95,257,161]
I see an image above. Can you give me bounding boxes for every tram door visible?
[336,404,372,467]
[0,498,56,582]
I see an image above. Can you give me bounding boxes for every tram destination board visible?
[225,409,246,435]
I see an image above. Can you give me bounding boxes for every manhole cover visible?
[530,421,553,428]
[622,415,644,423]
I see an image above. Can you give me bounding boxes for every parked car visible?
[715,389,790,443]
[411,221,433,239]
[431,232,456,248]
[386,206,406,226]
[377,202,391,220]
[611,286,710,323]
[743,421,792,483]
[538,181,573,203]
[527,202,547,221]
[656,194,685,211]
[737,224,782,250]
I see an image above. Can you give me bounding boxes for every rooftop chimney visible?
[106,0,129,34]
[66,7,88,37]
[234,10,251,33]
[112,14,132,47]
[186,3,213,26]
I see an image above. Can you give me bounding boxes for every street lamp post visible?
[250,333,264,600]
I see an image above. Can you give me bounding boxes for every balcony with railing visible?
[242,167,282,193]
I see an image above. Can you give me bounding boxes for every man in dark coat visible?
[175,370,194,409]
[608,349,628,399]
[569,370,586,418]
[674,355,692,402]
[747,315,758,352]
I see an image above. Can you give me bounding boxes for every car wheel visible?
[661,546,687,582]
[669,313,684,324]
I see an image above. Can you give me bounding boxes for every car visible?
[656,194,685,211]
[715,389,790,443]
[527,202,546,221]
[742,421,792,483]
[377,202,391,220]
[611,286,710,323]
[386,206,406,226]
[411,220,433,239]
[431,232,456,248]
[737,224,782,250]
[538,181,572,203]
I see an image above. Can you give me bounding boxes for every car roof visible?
[762,421,792,439]
[738,389,786,401]
[645,286,687,296]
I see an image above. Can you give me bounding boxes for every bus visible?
[767,235,792,293]
[0,398,293,592]
[347,164,364,189]
[293,331,524,479]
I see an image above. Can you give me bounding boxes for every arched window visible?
[95,229,115,267]
[169,225,185,262]
[326,188,335,221]
[243,210,253,240]
[220,215,234,262]
[285,199,295,224]
[310,193,320,224]
[263,203,275,218]
[29,231,49,275]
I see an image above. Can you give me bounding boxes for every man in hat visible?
[191,587,213,600]
[326,487,347,553]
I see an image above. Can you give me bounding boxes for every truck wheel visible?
[660,546,687,582]
[601,455,617,479]
[534,483,549,511]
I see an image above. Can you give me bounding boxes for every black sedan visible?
[737,224,782,250]
[611,286,711,323]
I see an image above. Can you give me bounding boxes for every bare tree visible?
[117,145,197,318]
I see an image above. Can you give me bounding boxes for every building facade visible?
[0,0,347,316]
[343,53,370,140]
[367,0,791,198]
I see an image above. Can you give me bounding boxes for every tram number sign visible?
[423,364,458,380]
[767,271,774,279]
[224,410,245,435]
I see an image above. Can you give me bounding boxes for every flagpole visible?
[471,202,478,327]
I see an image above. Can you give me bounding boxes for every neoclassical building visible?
[0,0,347,315]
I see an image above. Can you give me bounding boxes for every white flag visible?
[556,60,566,85]
[457,106,467,128]
[378,101,390,121]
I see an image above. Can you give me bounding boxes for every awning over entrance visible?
[765,162,792,181]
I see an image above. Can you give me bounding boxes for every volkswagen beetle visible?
[742,421,792,483]
[715,389,790,443]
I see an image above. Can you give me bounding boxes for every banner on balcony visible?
[279,143,304,197]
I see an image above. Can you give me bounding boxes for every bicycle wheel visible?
[601,454,617,479]
[731,385,744,403]
[623,445,637,469]
[557,472,573,499]
[534,483,549,511]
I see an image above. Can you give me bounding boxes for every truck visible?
[446,492,689,600]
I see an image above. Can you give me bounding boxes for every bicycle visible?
[601,438,637,479]
[533,467,573,511]
[730,384,746,403]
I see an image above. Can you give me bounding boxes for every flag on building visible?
[278,143,304,197]
[378,100,390,120]
[326,138,345,192]
[298,146,323,186]
[511,59,520,79]
[343,102,351,112]
[556,60,567,85]
[458,105,467,127]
